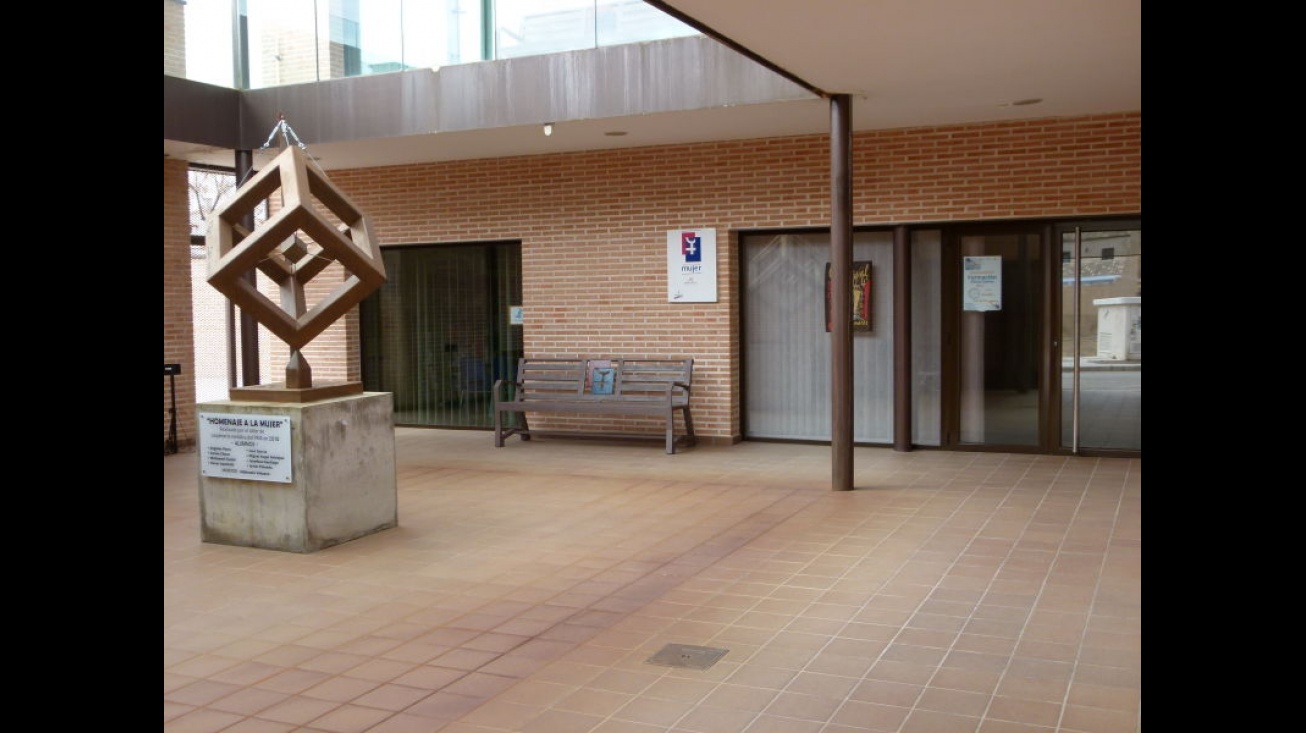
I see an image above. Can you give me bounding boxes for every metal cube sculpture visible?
[206,146,385,354]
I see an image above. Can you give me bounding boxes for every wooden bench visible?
[493,358,696,454]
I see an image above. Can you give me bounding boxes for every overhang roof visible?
[164,0,1140,170]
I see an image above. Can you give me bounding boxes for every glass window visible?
[1059,227,1141,452]
[743,231,896,443]
[911,230,942,446]
[177,0,236,87]
[172,1,694,89]
[360,243,524,428]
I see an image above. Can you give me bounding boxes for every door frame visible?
[737,217,1140,456]
[1050,217,1142,458]
[939,221,1058,453]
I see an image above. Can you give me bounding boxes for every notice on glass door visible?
[963,256,1002,311]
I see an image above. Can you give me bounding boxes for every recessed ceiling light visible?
[604,131,627,137]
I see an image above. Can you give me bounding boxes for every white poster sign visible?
[963,256,1002,311]
[667,228,717,302]
[199,413,293,483]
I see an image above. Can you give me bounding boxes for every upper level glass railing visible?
[165,0,699,91]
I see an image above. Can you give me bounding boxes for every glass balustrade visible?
[165,0,698,90]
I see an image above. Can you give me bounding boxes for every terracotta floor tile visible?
[350,683,435,712]
[215,718,299,733]
[827,699,911,731]
[671,704,757,733]
[166,679,244,707]
[553,686,634,716]
[165,431,1140,733]
[301,675,382,703]
[206,687,290,716]
[255,696,341,726]
[254,667,332,695]
[162,708,246,733]
[366,712,463,733]
[517,707,605,733]
[303,703,395,733]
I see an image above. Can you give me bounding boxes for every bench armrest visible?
[492,377,520,400]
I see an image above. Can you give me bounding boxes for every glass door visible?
[1059,225,1141,453]
[741,231,897,443]
[946,227,1045,450]
[359,241,523,429]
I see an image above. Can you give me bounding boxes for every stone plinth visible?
[197,392,397,553]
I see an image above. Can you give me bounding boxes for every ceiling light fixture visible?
[1000,98,1044,107]
[605,131,627,137]
[543,123,553,137]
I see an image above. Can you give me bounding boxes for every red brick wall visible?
[163,157,197,451]
[162,112,1140,446]
[851,116,1141,218]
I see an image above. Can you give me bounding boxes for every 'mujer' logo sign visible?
[681,232,702,262]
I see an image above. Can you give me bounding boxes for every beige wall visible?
[162,112,1141,449]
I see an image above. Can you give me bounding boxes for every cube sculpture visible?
[199,145,396,553]
[206,145,386,401]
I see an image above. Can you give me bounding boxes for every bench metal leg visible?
[665,406,676,453]
[495,409,531,446]
[665,407,697,454]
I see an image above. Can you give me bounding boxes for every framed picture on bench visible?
[586,359,615,395]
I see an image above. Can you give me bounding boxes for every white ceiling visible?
[663,0,1142,120]
[165,0,1140,170]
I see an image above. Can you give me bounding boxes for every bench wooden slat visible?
[493,357,695,453]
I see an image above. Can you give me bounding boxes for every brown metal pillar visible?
[234,149,261,386]
[893,225,912,451]
[225,301,237,390]
[830,94,853,491]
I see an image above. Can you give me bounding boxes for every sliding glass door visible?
[947,228,1045,449]
[359,242,523,428]
[1058,225,1141,452]
[740,218,1140,456]
[742,231,895,442]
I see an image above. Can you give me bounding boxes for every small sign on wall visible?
[667,229,717,303]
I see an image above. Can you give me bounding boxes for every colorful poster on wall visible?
[667,229,717,302]
[825,261,873,332]
[963,256,1002,311]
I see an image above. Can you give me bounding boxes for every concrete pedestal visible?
[197,392,397,553]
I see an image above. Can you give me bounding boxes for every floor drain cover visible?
[645,644,729,670]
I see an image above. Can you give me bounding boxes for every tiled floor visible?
[165,428,1141,733]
